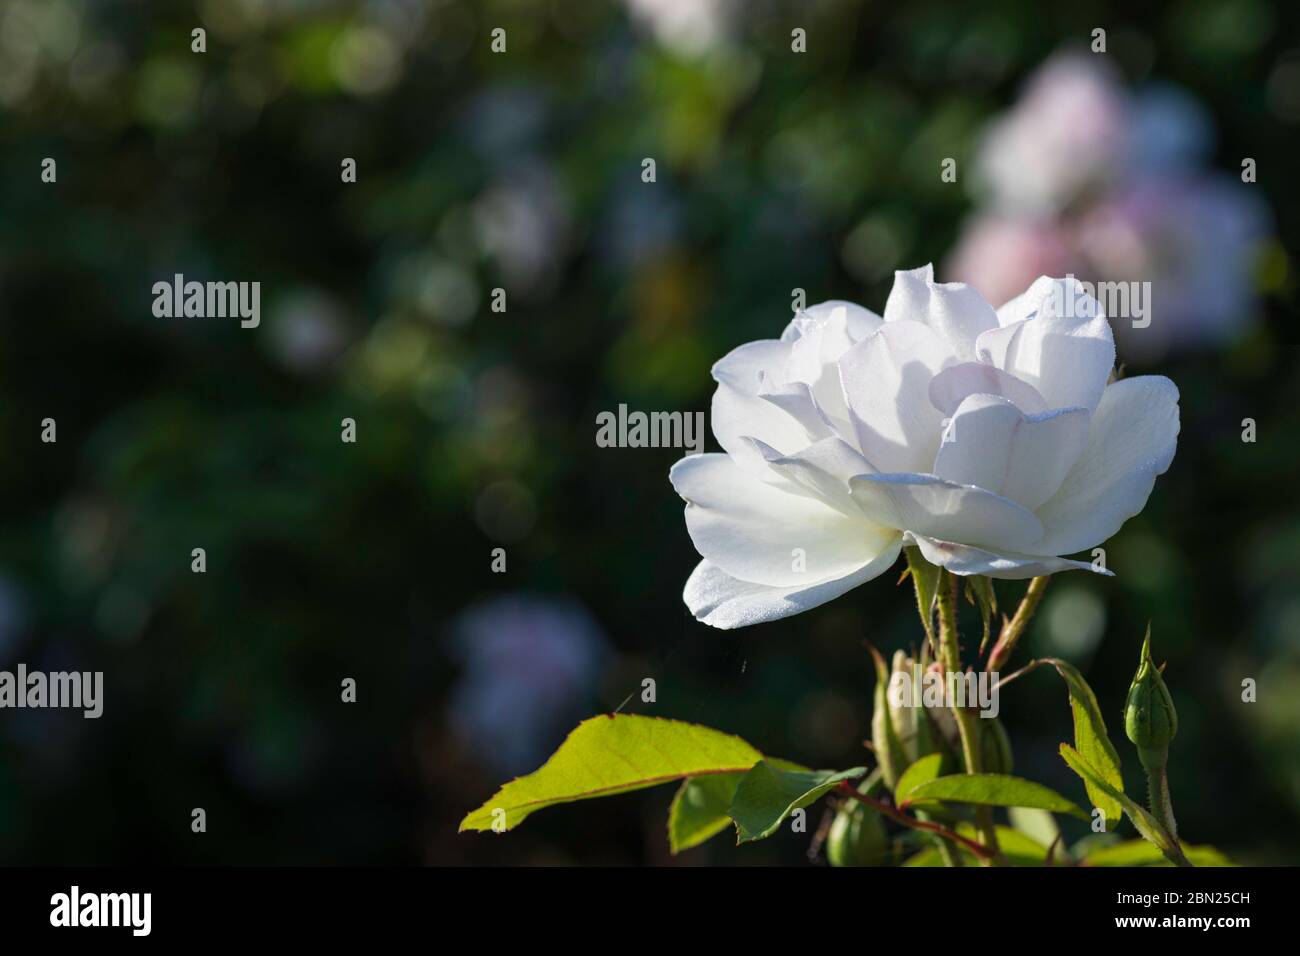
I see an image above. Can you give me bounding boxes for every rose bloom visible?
[670,267,1179,629]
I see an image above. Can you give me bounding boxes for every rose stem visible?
[986,575,1051,674]
[936,569,1003,864]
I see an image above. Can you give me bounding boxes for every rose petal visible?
[756,374,837,440]
[781,300,883,354]
[927,362,1048,417]
[1029,375,1179,556]
[993,276,1093,327]
[840,320,952,473]
[848,472,1045,551]
[711,338,788,391]
[780,301,882,433]
[671,453,887,587]
[710,382,820,474]
[975,309,1115,413]
[884,265,999,361]
[744,436,878,514]
[684,545,903,629]
[905,533,1111,579]
[932,394,1091,510]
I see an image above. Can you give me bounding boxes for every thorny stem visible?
[986,575,1051,673]
[936,571,1002,865]
[835,782,995,862]
[1148,767,1193,868]
[991,658,1048,693]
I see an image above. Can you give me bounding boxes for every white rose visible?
[670,266,1179,629]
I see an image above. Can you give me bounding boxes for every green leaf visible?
[955,824,1053,866]
[904,825,1050,867]
[459,714,764,833]
[1009,807,1066,862]
[901,773,1088,819]
[901,845,947,867]
[667,757,807,853]
[1041,658,1124,828]
[905,546,941,647]
[1059,744,1178,856]
[729,762,866,843]
[1082,840,1235,867]
[894,753,945,802]
[668,773,744,853]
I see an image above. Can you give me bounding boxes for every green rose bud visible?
[870,647,951,789]
[979,716,1014,776]
[870,646,909,789]
[889,649,937,759]
[1124,630,1177,773]
[826,798,890,867]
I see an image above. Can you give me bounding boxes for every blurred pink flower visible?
[1079,176,1270,361]
[951,49,1272,362]
[972,52,1128,217]
[946,216,1075,310]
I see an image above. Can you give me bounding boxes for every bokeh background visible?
[1,0,1297,865]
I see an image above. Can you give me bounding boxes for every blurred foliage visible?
[0,0,1297,864]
